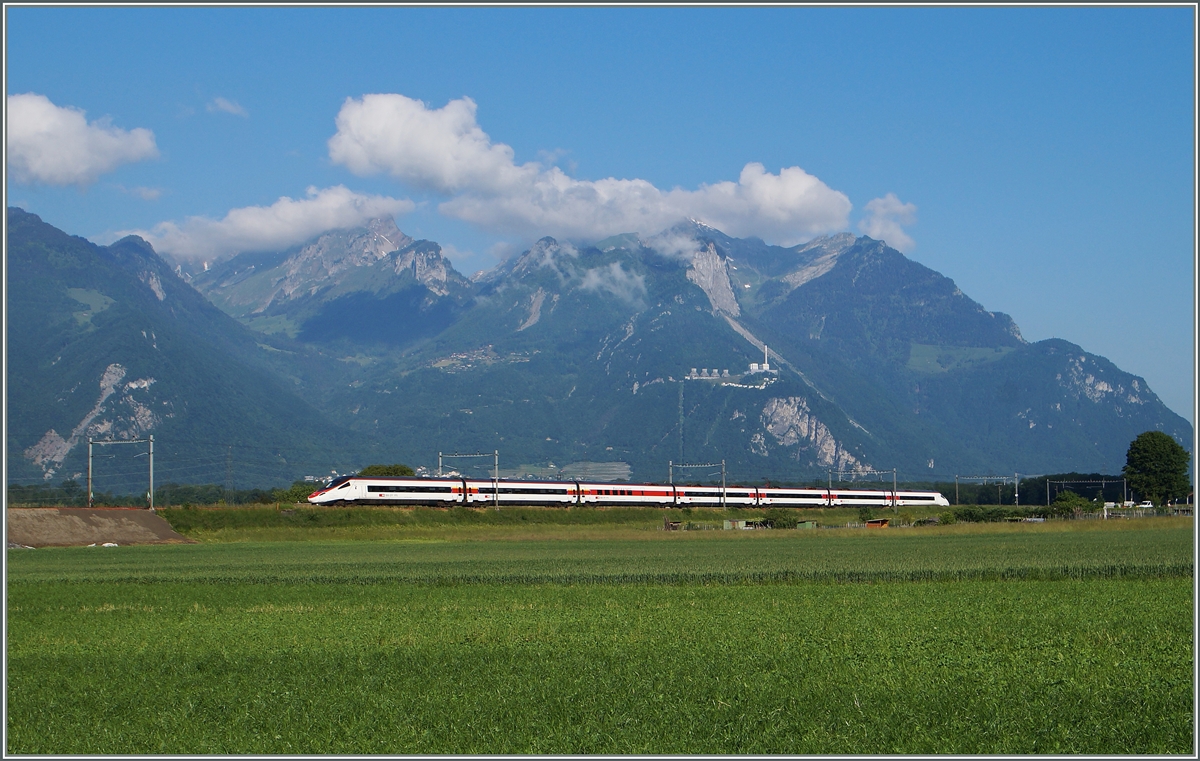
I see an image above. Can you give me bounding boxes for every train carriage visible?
[577,483,674,507]
[464,479,573,506]
[756,488,828,507]
[307,476,464,506]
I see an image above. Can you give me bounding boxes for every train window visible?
[368,485,452,493]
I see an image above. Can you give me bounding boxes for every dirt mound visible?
[6,508,194,547]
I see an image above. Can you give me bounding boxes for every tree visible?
[1122,431,1191,506]
[357,463,415,477]
[1052,489,1092,515]
[273,481,318,504]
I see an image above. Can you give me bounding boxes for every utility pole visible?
[148,435,154,510]
[86,437,153,509]
[1014,472,1018,506]
[721,460,726,508]
[677,382,684,464]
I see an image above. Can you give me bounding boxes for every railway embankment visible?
[6,507,195,547]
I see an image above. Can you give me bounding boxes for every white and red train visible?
[307,476,950,508]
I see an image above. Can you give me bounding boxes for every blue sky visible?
[5,6,1195,425]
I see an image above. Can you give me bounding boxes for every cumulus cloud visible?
[328,94,526,193]
[645,229,705,261]
[113,184,163,201]
[329,93,851,245]
[438,242,472,263]
[579,261,647,306]
[6,93,159,187]
[207,97,248,117]
[124,185,414,263]
[859,192,917,252]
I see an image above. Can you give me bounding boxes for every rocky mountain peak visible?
[256,219,412,304]
[390,240,460,296]
[288,217,411,273]
[509,237,579,280]
[796,232,857,257]
[781,235,857,292]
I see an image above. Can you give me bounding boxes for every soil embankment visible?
[7,507,194,547]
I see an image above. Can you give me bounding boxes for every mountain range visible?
[7,207,1191,490]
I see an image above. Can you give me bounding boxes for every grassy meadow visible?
[5,514,1194,754]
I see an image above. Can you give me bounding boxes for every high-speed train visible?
[307,475,950,508]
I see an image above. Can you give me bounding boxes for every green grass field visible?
[6,517,1194,754]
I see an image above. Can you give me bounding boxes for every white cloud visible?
[329,93,851,245]
[124,185,415,263]
[438,242,471,263]
[488,240,518,260]
[645,229,705,261]
[858,193,917,252]
[207,97,248,117]
[328,93,526,193]
[113,184,163,201]
[6,93,159,187]
[578,261,647,306]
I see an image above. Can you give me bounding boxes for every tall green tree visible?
[357,464,415,477]
[1122,431,1191,505]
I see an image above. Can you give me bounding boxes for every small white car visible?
[1138,500,1154,509]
